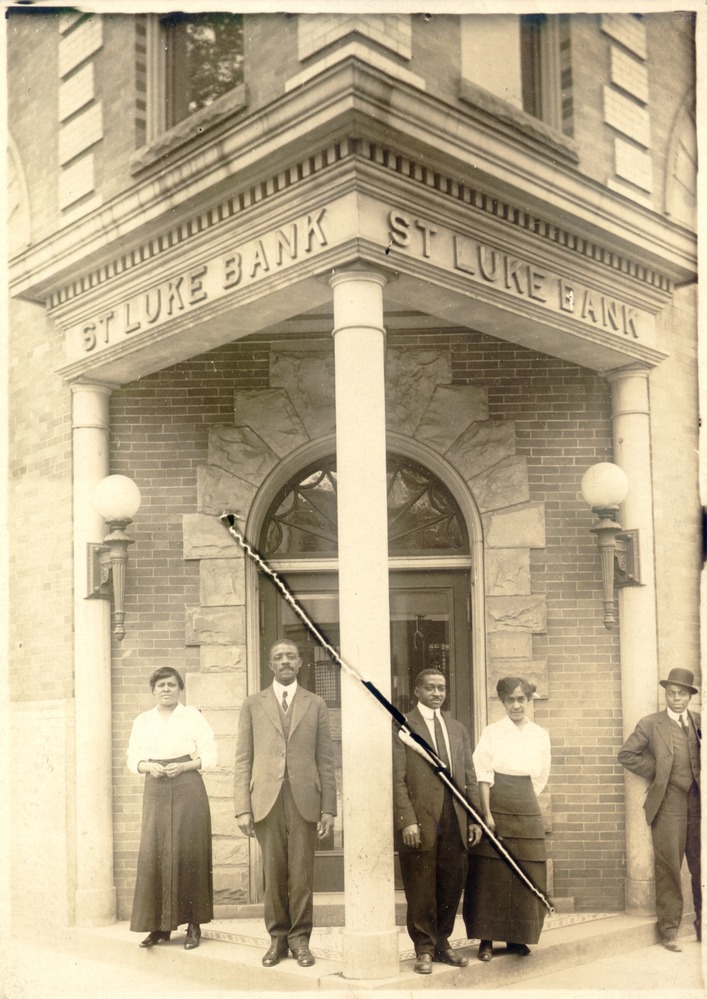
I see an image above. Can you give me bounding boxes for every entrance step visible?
[36,910,668,991]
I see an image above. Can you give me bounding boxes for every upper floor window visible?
[460,14,565,132]
[151,12,244,135]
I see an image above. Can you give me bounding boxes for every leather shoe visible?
[184,924,201,950]
[507,942,531,956]
[662,937,682,952]
[140,930,170,947]
[434,948,469,967]
[414,953,433,974]
[291,943,315,967]
[478,940,493,962]
[262,940,288,966]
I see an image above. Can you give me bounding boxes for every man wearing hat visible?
[618,668,701,952]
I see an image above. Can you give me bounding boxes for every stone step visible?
[38,910,670,992]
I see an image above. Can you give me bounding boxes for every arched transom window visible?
[260,454,469,557]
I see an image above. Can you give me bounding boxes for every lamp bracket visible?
[614,529,641,587]
[87,543,113,599]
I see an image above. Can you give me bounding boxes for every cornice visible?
[44,136,674,317]
[9,57,696,306]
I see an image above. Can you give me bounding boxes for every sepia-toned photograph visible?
[2,2,703,996]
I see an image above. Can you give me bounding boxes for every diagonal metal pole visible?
[220,512,554,913]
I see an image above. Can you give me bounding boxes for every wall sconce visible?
[580,462,641,630]
[86,474,142,639]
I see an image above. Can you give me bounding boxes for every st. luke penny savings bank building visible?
[7,9,699,978]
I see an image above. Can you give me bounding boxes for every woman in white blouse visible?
[127,666,217,950]
[463,676,551,962]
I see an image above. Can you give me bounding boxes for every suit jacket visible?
[234,685,337,824]
[618,708,701,825]
[392,705,479,852]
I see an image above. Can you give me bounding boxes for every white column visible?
[607,365,657,913]
[330,270,399,980]
[71,381,117,925]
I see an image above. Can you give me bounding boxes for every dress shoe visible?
[662,937,682,952]
[507,942,531,956]
[262,940,288,966]
[184,924,201,950]
[290,943,315,967]
[478,940,493,962]
[139,930,170,947]
[414,953,433,974]
[434,948,469,967]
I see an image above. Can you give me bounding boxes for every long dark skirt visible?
[463,773,547,945]
[130,765,213,932]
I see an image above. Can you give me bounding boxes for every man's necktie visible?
[680,714,689,737]
[282,690,289,713]
[433,711,450,770]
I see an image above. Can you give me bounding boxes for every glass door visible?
[260,569,472,890]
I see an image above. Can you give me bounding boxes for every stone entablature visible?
[50,178,673,386]
[182,343,548,906]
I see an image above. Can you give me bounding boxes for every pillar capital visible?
[330,269,386,343]
[329,266,388,291]
[71,379,118,430]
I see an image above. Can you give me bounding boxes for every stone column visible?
[607,365,656,913]
[330,270,399,979]
[71,381,117,925]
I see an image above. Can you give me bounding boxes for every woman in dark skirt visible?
[127,666,217,950]
[463,676,551,961]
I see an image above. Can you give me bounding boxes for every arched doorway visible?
[257,452,474,889]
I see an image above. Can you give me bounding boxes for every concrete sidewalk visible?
[3,911,703,997]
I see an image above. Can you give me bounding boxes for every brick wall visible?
[109,328,630,915]
[7,10,61,243]
[452,332,624,909]
[9,299,73,703]
[651,284,701,690]
[8,294,75,924]
[110,343,268,915]
[645,13,695,212]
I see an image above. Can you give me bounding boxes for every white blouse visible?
[127,702,217,775]
[473,715,551,795]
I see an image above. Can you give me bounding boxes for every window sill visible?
[458,78,579,166]
[130,83,248,174]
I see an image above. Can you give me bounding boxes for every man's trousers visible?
[398,790,467,956]
[650,781,701,940]
[254,780,318,947]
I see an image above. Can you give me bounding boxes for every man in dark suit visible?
[618,667,701,952]
[393,668,482,974]
[234,639,336,967]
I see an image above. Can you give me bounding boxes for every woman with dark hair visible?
[463,676,551,962]
[127,666,217,950]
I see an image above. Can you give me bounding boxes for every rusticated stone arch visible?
[183,342,548,701]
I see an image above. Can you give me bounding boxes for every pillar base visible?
[342,928,400,980]
[625,878,655,915]
[75,886,117,926]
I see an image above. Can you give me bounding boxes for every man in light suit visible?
[234,639,336,968]
[618,667,701,952]
[393,668,482,974]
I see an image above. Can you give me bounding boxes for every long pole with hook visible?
[220,512,554,914]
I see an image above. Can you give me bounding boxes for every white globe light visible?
[93,474,142,521]
[580,462,629,509]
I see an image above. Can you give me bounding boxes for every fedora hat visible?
[659,668,698,695]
